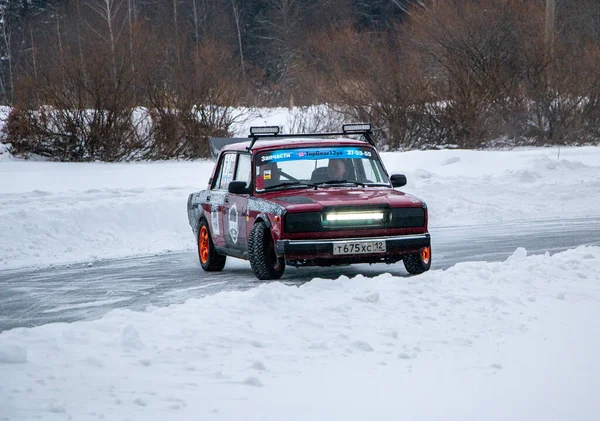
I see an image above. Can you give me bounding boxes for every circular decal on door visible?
[228,204,238,244]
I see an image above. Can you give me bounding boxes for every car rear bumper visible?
[275,233,430,258]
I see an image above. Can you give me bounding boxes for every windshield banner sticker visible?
[260,147,372,164]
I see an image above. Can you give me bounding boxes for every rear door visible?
[224,153,251,252]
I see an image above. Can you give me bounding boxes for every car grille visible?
[284,207,425,233]
[284,211,323,233]
[389,207,426,228]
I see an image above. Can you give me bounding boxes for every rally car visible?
[187,124,431,280]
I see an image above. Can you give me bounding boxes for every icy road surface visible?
[1,217,599,332]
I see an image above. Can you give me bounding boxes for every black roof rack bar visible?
[246,124,374,151]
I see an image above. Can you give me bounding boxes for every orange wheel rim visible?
[421,247,431,265]
[199,226,210,264]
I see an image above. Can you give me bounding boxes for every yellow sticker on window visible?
[264,170,272,180]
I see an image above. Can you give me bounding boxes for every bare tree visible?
[27,22,40,106]
[173,0,181,69]
[127,0,137,103]
[142,36,245,159]
[7,0,600,160]
[85,0,127,87]
[54,7,68,93]
[0,6,14,104]
[231,0,246,81]
[191,0,200,55]
[256,0,302,106]
[388,0,428,15]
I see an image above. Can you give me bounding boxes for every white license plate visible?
[333,241,386,255]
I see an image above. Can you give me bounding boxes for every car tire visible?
[403,246,432,275]
[248,221,285,280]
[198,219,226,271]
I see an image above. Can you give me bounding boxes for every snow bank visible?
[2,246,599,420]
[0,106,12,161]
[0,142,11,161]
[0,160,214,269]
[2,146,600,269]
[381,146,600,226]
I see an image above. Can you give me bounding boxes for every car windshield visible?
[254,146,390,192]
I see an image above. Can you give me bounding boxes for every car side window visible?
[234,154,251,185]
[217,153,236,190]
[362,159,376,182]
[358,158,383,183]
[212,156,224,189]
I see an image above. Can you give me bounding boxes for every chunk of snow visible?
[507,247,528,261]
[47,404,66,413]
[251,361,267,371]
[243,377,264,387]
[354,291,380,303]
[121,325,144,350]
[0,344,27,364]
[352,340,374,352]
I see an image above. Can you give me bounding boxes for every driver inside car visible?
[327,158,347,180]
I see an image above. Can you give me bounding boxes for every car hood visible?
[265,187,424,212]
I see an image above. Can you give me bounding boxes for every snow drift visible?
[1,246,599,420]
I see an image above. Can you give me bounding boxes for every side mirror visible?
[390,174,407,188]
[228,180,250,195]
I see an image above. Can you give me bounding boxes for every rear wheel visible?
[403,246,431,275]
[198,219,226,271]
[248,221,285,280]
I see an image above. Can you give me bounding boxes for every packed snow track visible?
[1,217,599,332]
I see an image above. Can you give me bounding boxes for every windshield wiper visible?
[315,180,367,187]
[264,181,318,191]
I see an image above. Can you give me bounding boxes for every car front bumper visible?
[275,233,430,258]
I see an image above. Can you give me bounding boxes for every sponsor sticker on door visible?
[228,204,239,244]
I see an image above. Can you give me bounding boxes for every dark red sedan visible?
[187,124,431,280]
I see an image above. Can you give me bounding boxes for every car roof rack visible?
[246,123,375,151]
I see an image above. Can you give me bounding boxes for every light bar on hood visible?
[326,211,384,222]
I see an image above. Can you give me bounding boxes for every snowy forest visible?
[1,0,600,160]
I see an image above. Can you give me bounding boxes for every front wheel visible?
[403,246,431,275]
[198,219,226,271]
[248,222,285,280]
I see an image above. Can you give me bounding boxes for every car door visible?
[224,153,251,253]
[210,152,236,248]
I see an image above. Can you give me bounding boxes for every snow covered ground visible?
[1,246,599,420]
[2,114,600,419]
[1,145,600,269]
